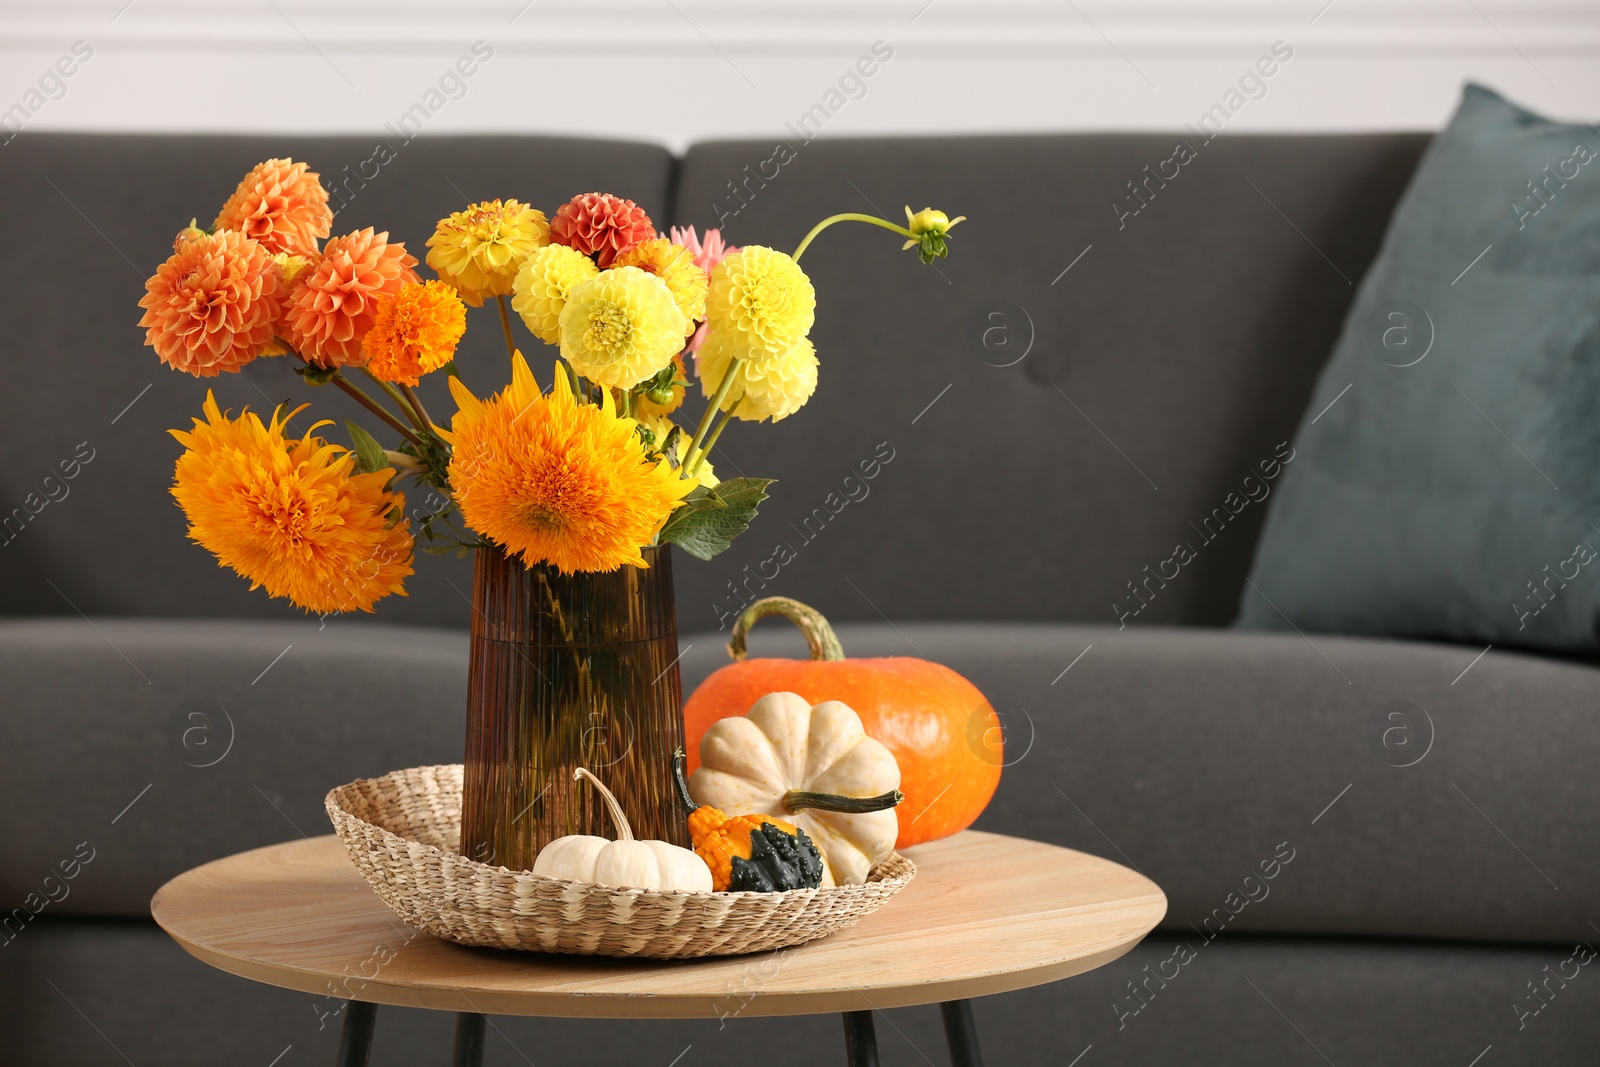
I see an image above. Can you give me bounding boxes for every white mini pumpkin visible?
[690,691,902,886]
[532,768,712,892]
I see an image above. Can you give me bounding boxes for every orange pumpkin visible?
[684,597,1002,849]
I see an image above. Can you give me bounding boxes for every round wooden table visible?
[152,829,1165,1066]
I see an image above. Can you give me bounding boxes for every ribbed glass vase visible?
[460,542,688,871]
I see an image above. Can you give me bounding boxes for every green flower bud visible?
[902,205,966,264]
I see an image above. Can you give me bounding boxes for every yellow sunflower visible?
[170,392,413,614]
[703,246,815,372]
[558,266,687,390]
[612,238,708,335]
[510,244,599,346]
[425,199,550,306]
[444,354,696,573]
[695,332,819,423]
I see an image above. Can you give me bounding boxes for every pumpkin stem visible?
[670,747,699,815]
[573,767,634,842]
[782,788,904,815]
[728,596,846,662]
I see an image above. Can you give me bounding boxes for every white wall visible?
[2,1,1598,149]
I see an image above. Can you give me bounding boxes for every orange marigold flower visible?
[444,354,695,574]
[138,230,283,377]
[549,192,656,268]
[425,199,549,306]
[213,158,332,257]
[169,392,413,614]
[281,228,418,368]
[363,281,467,387]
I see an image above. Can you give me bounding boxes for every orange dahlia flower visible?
[170,392,413,614]
[444,354,695,574]
[138,230,283,377]
[281,228,418,368]
[213,158,332,257]
[363,281,467,387]
[549,192,656,268]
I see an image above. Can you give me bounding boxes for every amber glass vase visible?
[460,542,689,871]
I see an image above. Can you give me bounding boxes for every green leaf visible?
[658,477,774,561]
[344,420,389,475]
[294,363,337,385]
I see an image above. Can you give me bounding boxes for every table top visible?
[151,830,1166,1020]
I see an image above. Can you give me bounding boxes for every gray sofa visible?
[2,130,1596,1065]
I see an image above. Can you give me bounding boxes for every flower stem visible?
[690,406,735,476]
[683,357,741,474]
[363,371,428,433]
[399,383,435,433]
[327,372,425,448]
[561,360,585,401]
[792,213,916,263]
[382,450,427,473]
[496,295,518,362]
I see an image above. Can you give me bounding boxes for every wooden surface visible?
[151,830,1166,1020]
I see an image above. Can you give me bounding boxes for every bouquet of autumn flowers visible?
[137,159,962,616]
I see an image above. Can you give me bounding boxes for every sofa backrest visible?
[0,131,1429,630]
[667,133,1431,633]
[0,133,673,627]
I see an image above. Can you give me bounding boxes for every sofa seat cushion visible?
[0,618,466,919]
[7,615,1592,947]
[682,621,1598,945]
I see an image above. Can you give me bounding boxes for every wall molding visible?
[3,1,1595,141]
[5,1,1600,54]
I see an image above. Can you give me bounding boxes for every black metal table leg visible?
[452,1012,487,1067]
[841,1010,879,1066]
[334,1000,377,1067]
[940,999,985,1067]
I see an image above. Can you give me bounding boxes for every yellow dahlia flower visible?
[638,413,718,489]
[425,199,550,306]
[510,244,599,346]
[169,392,413,614]
[682,441,718,489]
[696,332,819,423]
[704,246,815,372]
[558,266,688,390]
[612,238,708,336]
[444,354,696,573]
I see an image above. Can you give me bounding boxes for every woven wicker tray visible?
[325,764,916,959]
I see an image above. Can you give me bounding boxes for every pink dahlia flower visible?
[669,226,740,352]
